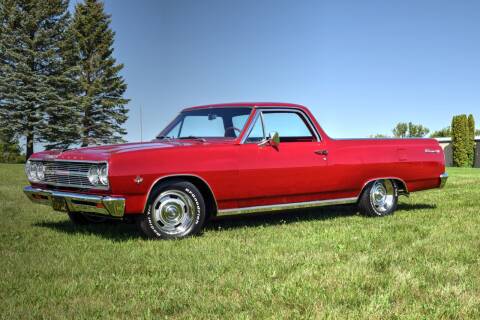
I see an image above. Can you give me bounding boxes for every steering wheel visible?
[224,126,241,137]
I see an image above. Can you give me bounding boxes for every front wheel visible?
[137,180,206,239]
[358,179,398,217]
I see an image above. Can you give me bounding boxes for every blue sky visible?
[70,0,480,140]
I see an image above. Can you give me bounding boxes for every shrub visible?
[467,115,475,167]
[451,115,469,167]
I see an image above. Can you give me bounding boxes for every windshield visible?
[158,107,252,139]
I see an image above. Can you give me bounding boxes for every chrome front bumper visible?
[23,186,125,217]
[439,173,448,188]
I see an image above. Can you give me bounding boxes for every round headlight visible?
[88,165,100,185]
[30,161,39,181]
[25,160,34,181]
[36,162,45,180]
[99,165,108,185]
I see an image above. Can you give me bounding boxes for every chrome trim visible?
[144,174,219,213]
[23,186,124,217]
[439,173,448,188]
[217,197,358,216]
[34,158,108,163]
[260,111,266,139]
[359,177,409,196]
[241,110,262,143]
[240,108,321,144]
[26,160,109,190]
[425,149,441,154]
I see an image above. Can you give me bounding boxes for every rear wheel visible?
[358,179,398,217]
[137,180,206,239]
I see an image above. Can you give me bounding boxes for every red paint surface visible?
[29,103,446,215]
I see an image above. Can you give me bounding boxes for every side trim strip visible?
[359,177,409,196]
[217,197,358,216]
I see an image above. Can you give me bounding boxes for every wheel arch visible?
[144,174,218,217]
[358,177,409,198]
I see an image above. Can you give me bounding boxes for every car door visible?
[235,108,331,208]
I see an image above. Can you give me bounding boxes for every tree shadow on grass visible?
[32,203,437,240]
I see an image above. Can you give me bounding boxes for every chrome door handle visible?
[314,149,328,156]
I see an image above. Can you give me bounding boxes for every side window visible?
[262,112,315,142]
[245,111,315,143]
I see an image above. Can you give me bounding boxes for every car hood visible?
[30,140,227,162]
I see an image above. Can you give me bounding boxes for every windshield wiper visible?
[156,135,174,140]
[178,136,207,142]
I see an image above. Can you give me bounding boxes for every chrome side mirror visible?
[259,131,280,147]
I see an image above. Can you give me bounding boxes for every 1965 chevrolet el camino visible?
[24,102,448,239]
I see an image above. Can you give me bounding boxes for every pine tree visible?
[0,128,23,163]
[41,23,82,150]
[451,115,469,167]
[72,0,129,147]
[0,0,80,158]
[467,114,475,167]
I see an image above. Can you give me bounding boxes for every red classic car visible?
[24,102,448,239]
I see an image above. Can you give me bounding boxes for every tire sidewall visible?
[143,181,206,239]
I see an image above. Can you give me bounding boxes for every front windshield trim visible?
[156,107,253,140]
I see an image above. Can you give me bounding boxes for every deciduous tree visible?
[392,122,429,138]
[430,127,451,138]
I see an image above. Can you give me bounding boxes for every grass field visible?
[1,165,479,319]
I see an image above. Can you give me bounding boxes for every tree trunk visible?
[26,131,34,159]
[81,135,88,147]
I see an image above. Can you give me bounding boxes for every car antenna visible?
[140,105,143,143]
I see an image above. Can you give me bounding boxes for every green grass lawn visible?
[1,165,479,319]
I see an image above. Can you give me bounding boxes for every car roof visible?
[182,102,309,112]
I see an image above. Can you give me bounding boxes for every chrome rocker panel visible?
[217,197,358,216]
[23,186,125,217]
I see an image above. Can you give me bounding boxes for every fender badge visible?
[134,176,143,184]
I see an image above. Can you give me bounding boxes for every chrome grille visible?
[41,161,98,189]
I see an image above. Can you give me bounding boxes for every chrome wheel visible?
[151,190,196,236]
[369,180,395,214]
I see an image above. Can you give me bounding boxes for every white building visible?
[435,137,480,167]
